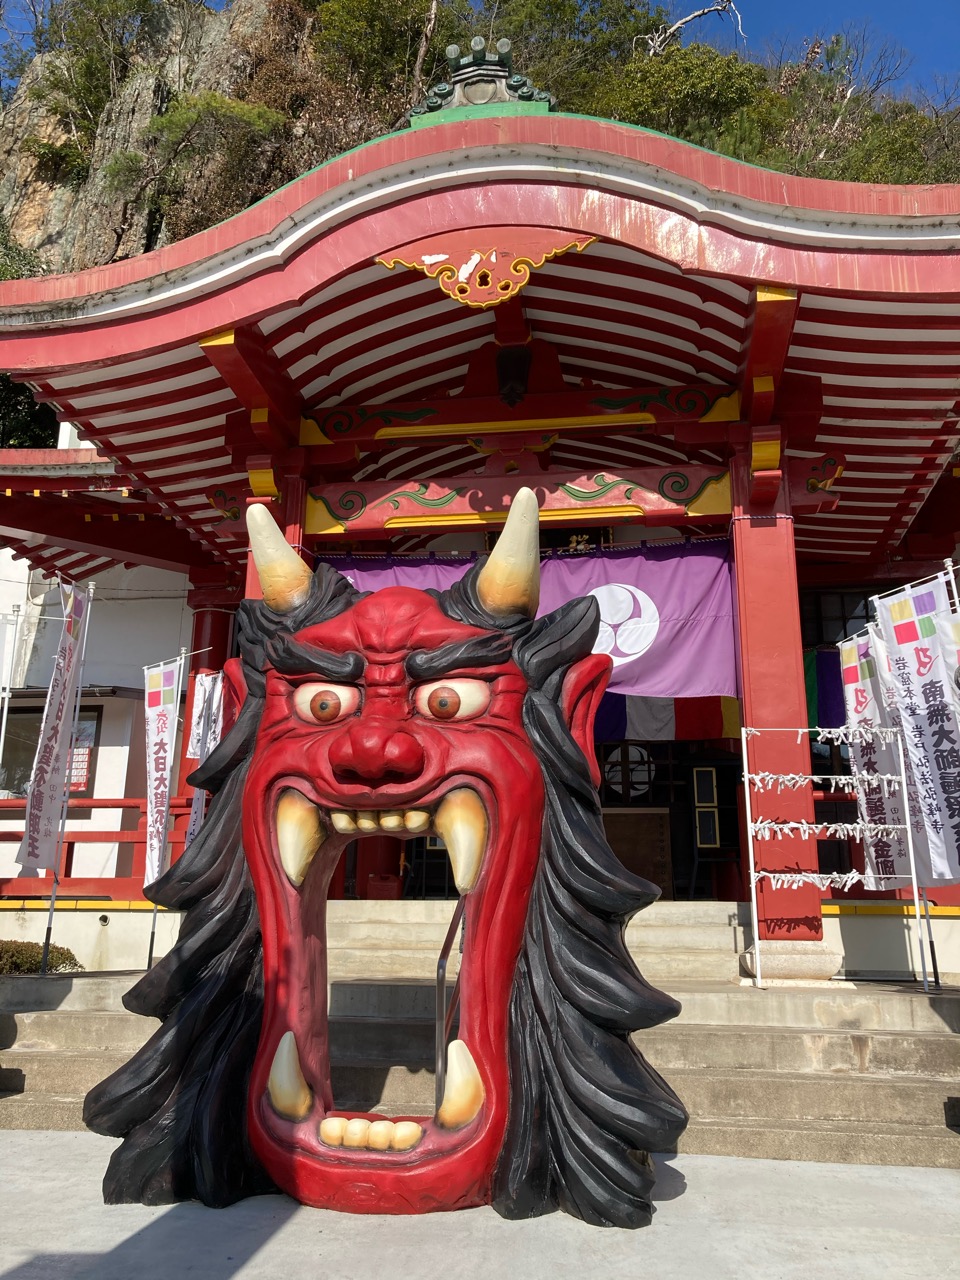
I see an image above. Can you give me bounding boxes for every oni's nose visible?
[328,719,425,786]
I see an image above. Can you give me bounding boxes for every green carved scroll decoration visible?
[589,387,718,418]
[373,484,466,512]
[657,471,720,507]
[318,405,438,437]
[558,473,639,504]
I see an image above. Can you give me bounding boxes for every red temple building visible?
[2,50,960,980]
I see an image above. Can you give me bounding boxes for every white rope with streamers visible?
[742,725,900,745]
[750,869,913,891]
[750,819,907,841]
[814,725,900,745]
[747,771,902,795]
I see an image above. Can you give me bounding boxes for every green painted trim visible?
[409,101,550,129]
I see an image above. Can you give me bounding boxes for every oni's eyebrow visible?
[268,636,364,681]
[406,633,514,681]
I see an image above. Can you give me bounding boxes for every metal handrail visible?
[435,895,465,1112]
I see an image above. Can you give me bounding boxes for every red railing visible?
[0,796,194,901]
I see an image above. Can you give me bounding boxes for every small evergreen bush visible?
[0,939,84,973]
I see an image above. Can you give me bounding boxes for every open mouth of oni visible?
[258,786,488,1167]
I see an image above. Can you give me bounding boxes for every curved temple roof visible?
[1,110,959,581]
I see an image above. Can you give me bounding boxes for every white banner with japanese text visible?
[185,671,223,848]
[874,574,960,885]
[144,656,183,887]
[838,627,915,889]
[17,584,90,871]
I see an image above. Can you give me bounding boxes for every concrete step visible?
[0,1049,129,1095]
[669,983,960,1033]
[327,949,462,982]
[624,924,748,953]
[677,1118,960,1168]
[662,1067,960,1127]
[326,920,746,953]
[0,972,143,1013]
[1,1009,156,1053]
[327,948,741,982]
[2,1085,956,1167]
[324,978,960,1032]
[0,1091,86,1130]
[637,1023,960,1078]
[325,900,749,927]
[332,1060,960,1133]
[329,1017,438,1062]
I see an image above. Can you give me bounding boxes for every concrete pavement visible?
[1,1131,957,1280]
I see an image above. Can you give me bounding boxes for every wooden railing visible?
[0,797,194,901]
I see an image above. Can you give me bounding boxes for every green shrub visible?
[0,939,84,974]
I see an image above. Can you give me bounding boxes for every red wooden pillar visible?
[176,593,235,818]
[731,450,822,941]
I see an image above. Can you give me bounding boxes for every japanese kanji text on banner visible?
[874,573,960,885]
[838,625,919,889]
[17,583,90,872]
[144,656,183,886]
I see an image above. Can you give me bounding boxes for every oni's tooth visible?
[391,1121,423,1150]
[434,790,487,893]
[319,1115,347,1147]
[276,790,323,886]
[436,1040,484,1130]
[267,1031,312,1121]
[379,811,404,832]
[367,1120,395,1150]
[404,810,430,834]
[331,811,357,834]
[342,1118,372,1148]
[356,813,379,833]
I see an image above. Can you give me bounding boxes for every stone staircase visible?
[325,899,749,984]
[3,956,959,1166]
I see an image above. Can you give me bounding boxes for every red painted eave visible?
[0,448,114,469]
[1,113,959,311]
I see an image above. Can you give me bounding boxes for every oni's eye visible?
[293,683,361,724]
[414,679,491,721]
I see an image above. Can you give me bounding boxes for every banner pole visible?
[871,568,951,606]
[895,731,928,993]
[145,647,187,969]
[41,582,94,977]
[920,889,941,990]
[0,605,22,786]
[944,558,959,615]
[740,727,762,988]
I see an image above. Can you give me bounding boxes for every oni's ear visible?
[560,653,612,788]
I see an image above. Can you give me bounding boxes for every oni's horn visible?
[246,503,313,612]
[476,486,540,618]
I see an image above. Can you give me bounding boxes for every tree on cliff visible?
[0,217,57,447]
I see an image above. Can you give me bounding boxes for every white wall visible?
[22,564,193,689]
[0,557,195,880]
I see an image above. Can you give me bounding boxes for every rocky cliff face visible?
[0,0,274,273]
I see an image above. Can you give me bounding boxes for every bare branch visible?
[644,1,745,57]
[411,0,439,99]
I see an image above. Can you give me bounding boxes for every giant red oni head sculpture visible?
[85,491,687,1228]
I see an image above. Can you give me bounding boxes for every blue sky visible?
[707,1,960,90]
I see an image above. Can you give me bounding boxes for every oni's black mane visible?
[84,561,687,1224]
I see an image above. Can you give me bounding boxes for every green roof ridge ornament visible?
[408,36,557,122]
